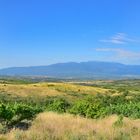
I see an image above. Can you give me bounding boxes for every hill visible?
[0,61,140,79]
[0,79,140,140]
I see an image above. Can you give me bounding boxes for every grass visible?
[0,83,65,97]
[1,112,140,140]
[0,82,108,99]
[0,79,140,139]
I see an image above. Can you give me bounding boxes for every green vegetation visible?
[0,89,140,132]
[0,78,140,139]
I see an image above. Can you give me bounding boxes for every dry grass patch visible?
[2,112,140,140]
[0,82,108,99]
[0,82,108,98]
[43,82,108,95]
[0,83,65,97]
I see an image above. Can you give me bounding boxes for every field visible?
[0,77,140,140]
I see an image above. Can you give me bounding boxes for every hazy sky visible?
[0,0,140,68]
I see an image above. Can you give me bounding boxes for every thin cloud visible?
[96,48,140,59]
[99,33,137,44]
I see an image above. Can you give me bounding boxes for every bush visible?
[47,98,70,113]
[0,103,42,132]
[69,100,90,116]
[0,104,15,124]
[69,95,108,118]
[0,91,140,134]
[69,94,140,119]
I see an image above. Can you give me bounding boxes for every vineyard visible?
[0,78,140,139]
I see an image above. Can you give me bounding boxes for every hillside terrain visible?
[0,78,140,140]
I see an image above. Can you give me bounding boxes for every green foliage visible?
[69,100,89,116]
[0,91,140,130]
[0,102,42,133]
[110,102,140,118]
[14,103,42,121]
[47,98,70,113]
[69,93,140,119]
[69,95,109,119]
[0,104,15,124]
[0,79,140,134]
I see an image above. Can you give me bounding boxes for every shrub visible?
[69,100,90,116]
[69,95,108,119]
[47,98,70,113]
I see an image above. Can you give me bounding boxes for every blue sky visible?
[0,0,140,68]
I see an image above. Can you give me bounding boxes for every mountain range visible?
[0,61,140,79]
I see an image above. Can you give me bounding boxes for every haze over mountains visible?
[0,61,140,79]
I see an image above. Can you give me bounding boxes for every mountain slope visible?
[0,61,140,79]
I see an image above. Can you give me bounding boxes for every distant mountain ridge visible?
[0,61,140,79]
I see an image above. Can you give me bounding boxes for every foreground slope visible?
[1,112,140,140]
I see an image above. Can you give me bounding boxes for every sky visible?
[0,0,140,68]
